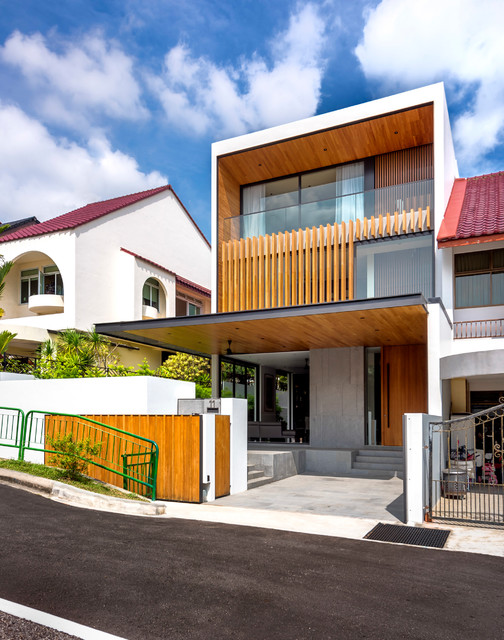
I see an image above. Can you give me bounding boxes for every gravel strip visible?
[0,611,81,640]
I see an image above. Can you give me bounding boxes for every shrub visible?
[46,434,102,481]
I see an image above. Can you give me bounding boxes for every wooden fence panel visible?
[215,415,230,498]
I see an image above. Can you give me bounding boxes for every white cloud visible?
[148,2,329,137]
[1,30,147,128]
[0,103,166,222]
[355,0,504,173]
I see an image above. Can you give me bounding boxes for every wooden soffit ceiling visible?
[97,296,428,357]
[218,105,434,186]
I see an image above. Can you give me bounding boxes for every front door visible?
[381,345,427,446]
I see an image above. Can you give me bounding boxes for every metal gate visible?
[429,402,504,526]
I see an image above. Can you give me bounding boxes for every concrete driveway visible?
[213,473,405,521]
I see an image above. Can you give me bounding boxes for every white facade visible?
[0,188,211,367]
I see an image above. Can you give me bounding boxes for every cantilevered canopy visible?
[96,295,428,357]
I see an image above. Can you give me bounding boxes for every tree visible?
[0,255,13,318]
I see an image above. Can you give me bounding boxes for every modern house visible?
[95,83,504,475]
[0,186,211,368]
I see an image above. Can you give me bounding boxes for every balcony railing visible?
[453,319,504,339]
[219,206,431,312]
[223,179,433,240]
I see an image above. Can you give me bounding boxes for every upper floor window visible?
[20,269,39,303]
[455,249,504,308]
[241,161,365,237]
[41,266,63,295]
[143,278,160,310]
[20,265,63,303]
[176,296,201,317]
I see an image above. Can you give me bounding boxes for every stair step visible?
[247,469,266,481]
[350,468,404,479]
[247,475,278,490]
[353,461,403,471]
[355,455,403,466]
[357,449,403,458]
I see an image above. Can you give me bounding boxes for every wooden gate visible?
[86,414,230,503]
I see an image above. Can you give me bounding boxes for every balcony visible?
[219,205,432,313]
[142,304,159,320]
[454,319,504,339]
[223,179,434,240]
[28,294,64,315]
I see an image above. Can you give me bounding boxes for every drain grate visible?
[364,523,450,548]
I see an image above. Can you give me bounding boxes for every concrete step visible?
[247,469,266,481]
[356,448,403,458]
[353,461,403,471]
[349,468,404,479]
[247,475,278,490]
[355,455,404,466]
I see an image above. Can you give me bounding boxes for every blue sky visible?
[1,0,503,240]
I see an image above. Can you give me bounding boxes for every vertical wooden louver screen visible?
[219,207,431,313]
[375,144,433,188]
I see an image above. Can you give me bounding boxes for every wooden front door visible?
[381,345,427,446]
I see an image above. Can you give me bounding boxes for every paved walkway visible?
[213,473,405,520]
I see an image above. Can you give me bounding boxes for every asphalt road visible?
[1,483,503,640]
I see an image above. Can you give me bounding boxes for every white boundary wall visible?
[0,376,195,416]
[403,413,441,525]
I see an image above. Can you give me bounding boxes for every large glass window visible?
[143,278,160,310]
[20,269,39,303]
[355,235,433,299]
[455,249,504,308]
[220,359,256,421]
[41,266,63,296]
[176,296,202,316]
[241,161,365,238]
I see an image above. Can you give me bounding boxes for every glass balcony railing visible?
[224,179,434,239]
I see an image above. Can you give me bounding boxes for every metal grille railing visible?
[429,402,504,526]
[0,407,158,500]
[453,319,504,339]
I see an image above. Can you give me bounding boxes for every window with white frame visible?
[455,248,504,308]
[176,295,202,317]
[41,265,63,295]
[20,269,39,303]
[142,278,160,310]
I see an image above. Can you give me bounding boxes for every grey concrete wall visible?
[310,347,365,448]
[441,349,504,380]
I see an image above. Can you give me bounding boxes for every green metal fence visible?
[0,407,25,459]
[0,407,158,500]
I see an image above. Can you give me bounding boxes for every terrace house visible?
[0,186,211,368]
[97,83,463,474]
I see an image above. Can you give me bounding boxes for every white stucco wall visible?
[0,376,195,416]
[73,189,210,327]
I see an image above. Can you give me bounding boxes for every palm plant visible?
[0,257,13,318]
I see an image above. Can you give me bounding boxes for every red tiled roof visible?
[0,186,172,243]
[438,172,504,246]
[120,248,211,297]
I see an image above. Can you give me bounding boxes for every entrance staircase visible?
[351,447,404,478]
[247,462,275,489]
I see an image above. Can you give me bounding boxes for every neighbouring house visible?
[95,83,504,475]
[437,171,504,414]
[0,185,211,368]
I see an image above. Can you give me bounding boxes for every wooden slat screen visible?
[219,207,431,312]
[85,414,202,503]
[214,415,230,498]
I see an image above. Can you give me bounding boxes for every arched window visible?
[142,278,160,310]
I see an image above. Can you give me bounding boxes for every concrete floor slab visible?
[213,473,405,521]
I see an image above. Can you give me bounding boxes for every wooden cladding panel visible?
[85,414,202,503]
[219,207,431,312]
[381,345,427,446]
[215,415,231,498]
[375,144,433,188]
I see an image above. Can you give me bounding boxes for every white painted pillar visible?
[403,413,441,525]
[221,398,248,495]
